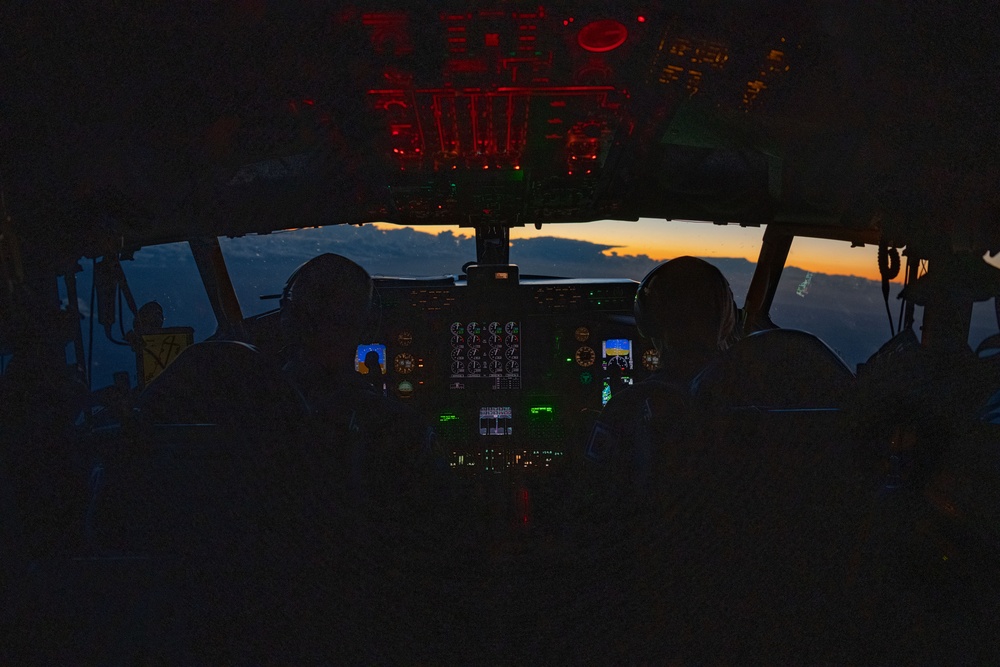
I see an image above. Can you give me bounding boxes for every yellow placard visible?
[139,328,194,387]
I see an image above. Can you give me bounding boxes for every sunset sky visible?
[374,219,892,281]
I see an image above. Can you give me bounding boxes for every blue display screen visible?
[356,343,386,374]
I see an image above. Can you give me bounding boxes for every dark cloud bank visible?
[83,224,996,387]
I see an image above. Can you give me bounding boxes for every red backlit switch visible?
[485,33,500,47]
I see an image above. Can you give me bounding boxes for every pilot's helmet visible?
[634,256,736,352]
[280,253,373,342]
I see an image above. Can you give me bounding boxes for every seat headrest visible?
[693,328,855,409]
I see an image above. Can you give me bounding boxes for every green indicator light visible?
[580,371,594,385]
[530,406,554,415]
[566,357,573,363]
[439,414,459,423]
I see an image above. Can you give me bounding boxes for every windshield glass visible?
[219,221,915,369]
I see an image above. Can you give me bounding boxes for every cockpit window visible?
[221,220,765,316]
[771,239,914,370]
[68,243,215,389]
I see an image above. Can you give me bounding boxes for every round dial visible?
[505,359,519,374]
[574,326,590,342]
[641,349,659,371]
[450,322,463,335]
[488,321,501,335]
[466,333,481,346]
[450,348,464,361]
[575,346,596,367]
[504,321,518,334]
[451,334,464,345]
[451,360,465,375]
[468,360,482,374]
[504,346,518,359]
[489,360,503,374]
[488,347,502,360]
[489,334,502,346]
[466,322,479,335]
[505,334,518,346]
[467,347,480,360]
[397,331,413,347]
[393,352,415,374]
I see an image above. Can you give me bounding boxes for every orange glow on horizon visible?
[369,221,898,282]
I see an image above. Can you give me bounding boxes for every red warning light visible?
[637,15,646,23]
[577,19,628,53]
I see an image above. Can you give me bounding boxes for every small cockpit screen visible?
[449,320,521,390]
[601,338,633,406]
[356,343,387,375]
[480,406,513,436]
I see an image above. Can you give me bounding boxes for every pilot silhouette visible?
[272,253,450,661]
[572,256,738,663]
[584,256,736,474]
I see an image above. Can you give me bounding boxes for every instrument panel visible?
[352,275,654,475]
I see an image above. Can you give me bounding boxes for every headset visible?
[633,257,736,348]
[280,253,378,342]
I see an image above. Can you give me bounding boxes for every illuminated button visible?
[641,348,659,371]
[394,352,415,374]
[574,346,595,367]
[397,331,413,347]
[574,326,590,342]
[579,371,593,385]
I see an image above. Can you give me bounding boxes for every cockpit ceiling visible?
[4,1,999,261]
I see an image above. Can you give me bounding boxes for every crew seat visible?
[88,341,302,557]
[664,328,872,663]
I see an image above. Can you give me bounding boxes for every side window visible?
[970,298,999,353]
[67,243,216,390]
[769,238,916,370]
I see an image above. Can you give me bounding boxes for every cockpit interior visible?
[2,2,999,663]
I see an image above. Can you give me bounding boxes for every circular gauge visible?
[505,321,518,334]
[488,347,502,360]
[606,355,626,369]
[451,360,465,375]
[394,352,415,374]
[466,334,481,346]
[397,331,413,347]
[466,321,479,335]
[641,348,659,371]
[506,359,519,374]
[577,19,628,53]
[450,348,464,361]
[489,360,503,374]
[467,347,480,360]
[488,321,501,335]
[504,346,518,359]
[574,326,590,342]
[575,346,596,367]
[489,334,502,346]
[451,334,463,345]
[450,322,463,335]
[505,334,518,346]
[468,360,482,374]
[397,380,414,398]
